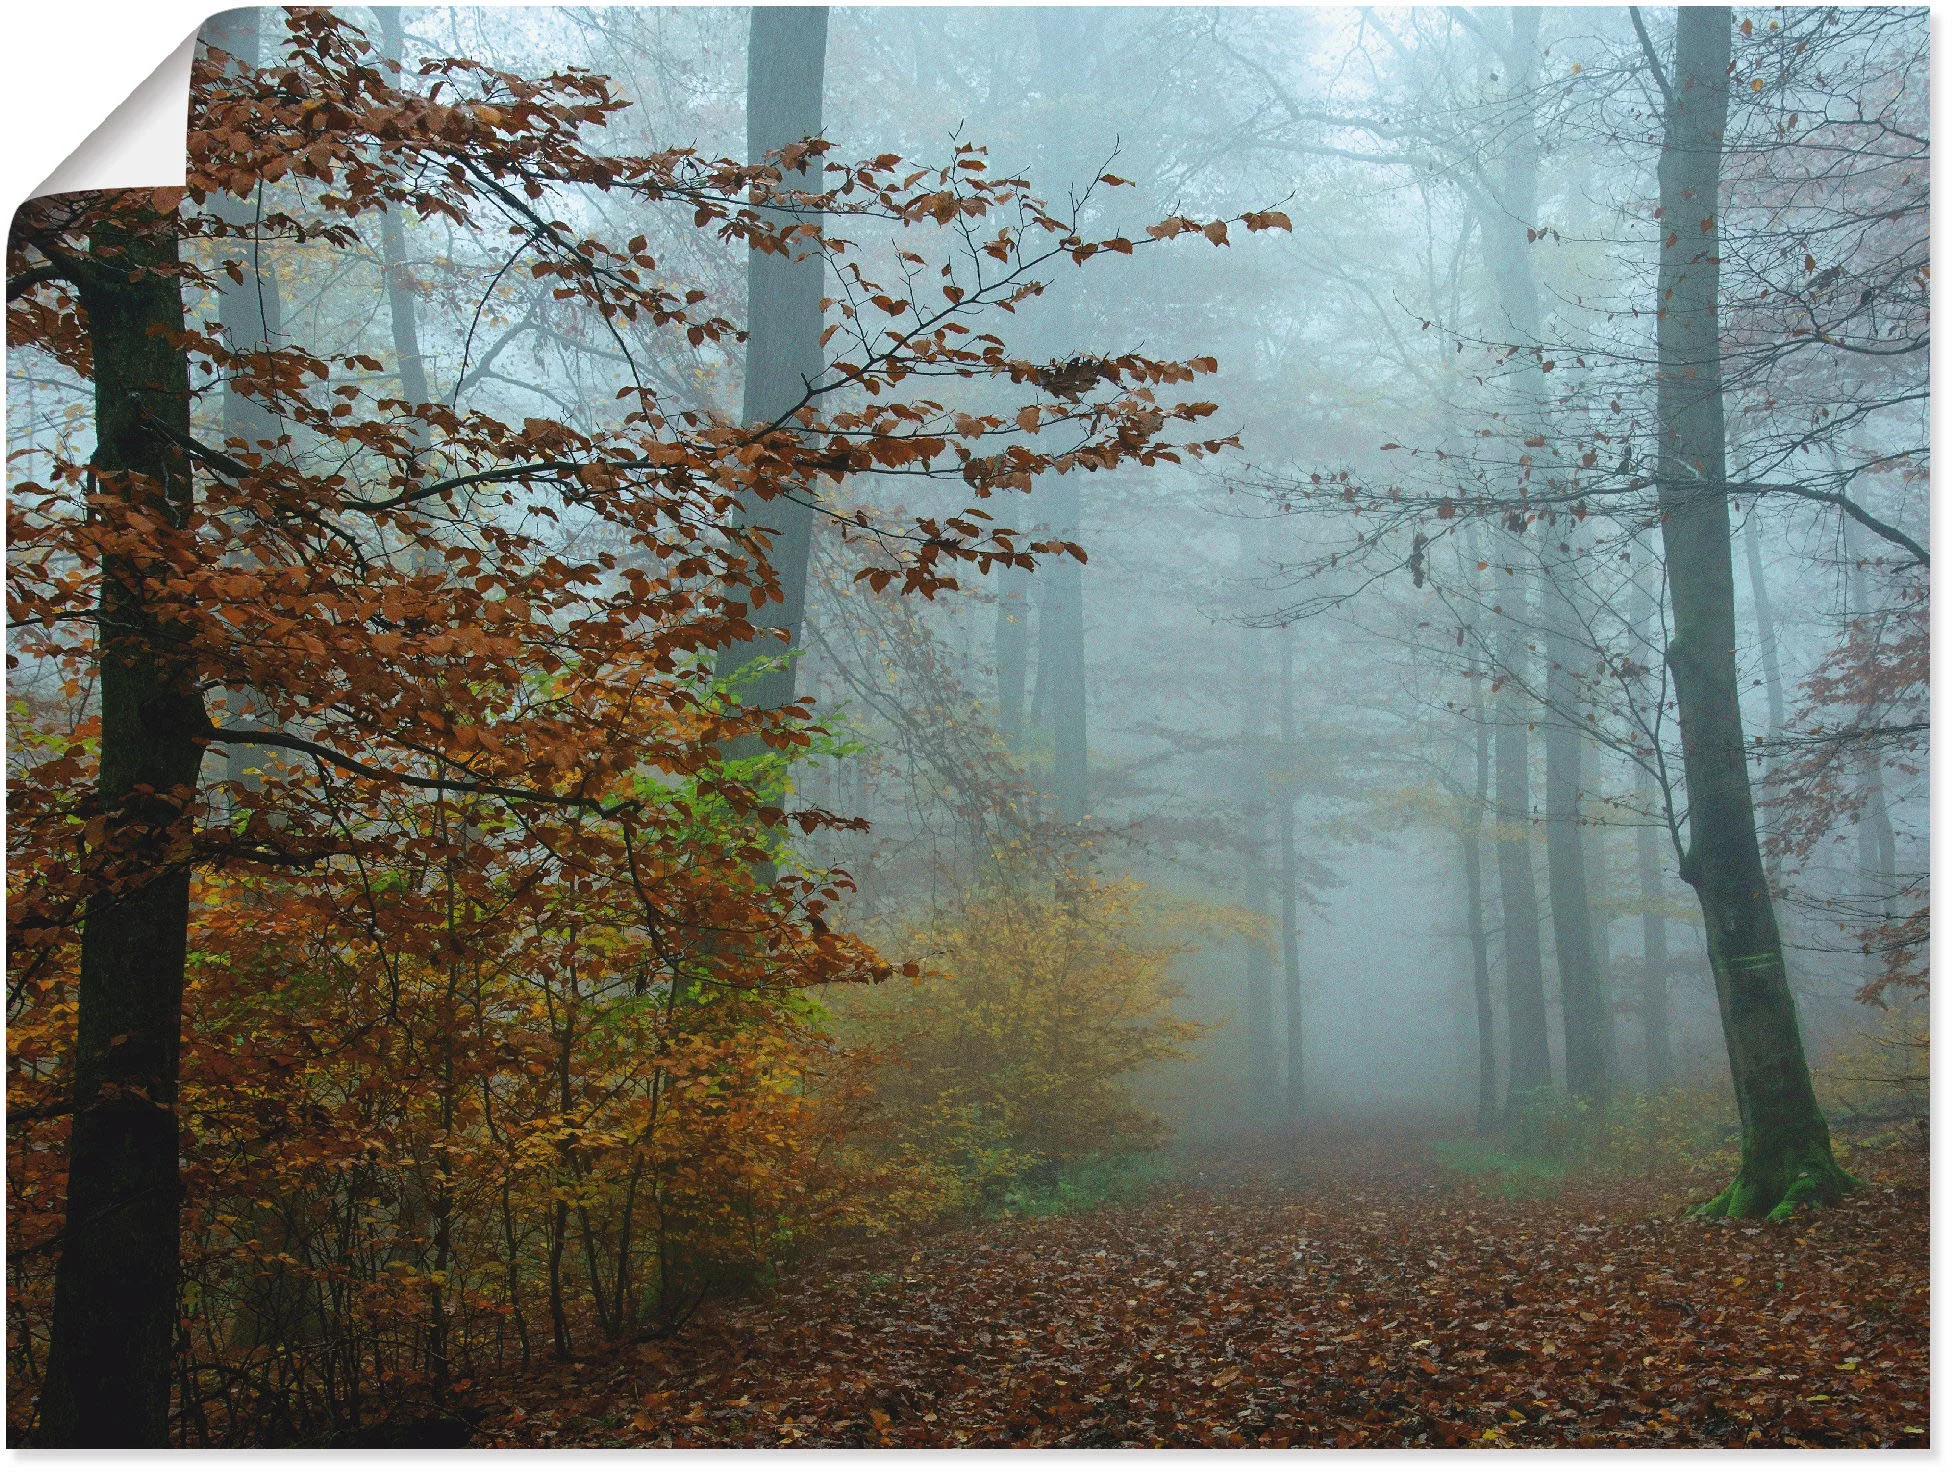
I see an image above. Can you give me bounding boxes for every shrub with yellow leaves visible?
[850,872,1209,1209]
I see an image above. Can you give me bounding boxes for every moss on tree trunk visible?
[1652,8,1854,1223]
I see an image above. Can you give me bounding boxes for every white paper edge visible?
[31,30,199,200]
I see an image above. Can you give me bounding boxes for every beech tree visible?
[1643,5,1853,1221]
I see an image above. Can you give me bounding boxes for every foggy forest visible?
[4,2,1928,1449]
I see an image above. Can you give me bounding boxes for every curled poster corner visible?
[31,29,199,200]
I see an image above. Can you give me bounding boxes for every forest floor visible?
[472,1124,1929,1449]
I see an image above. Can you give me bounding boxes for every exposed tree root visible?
[1689,1153,1862,1224]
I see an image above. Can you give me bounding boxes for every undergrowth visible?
[1435,1087,1740,1200]
[986,1152,1174,1219]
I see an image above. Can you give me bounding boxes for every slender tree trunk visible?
[1653,7,1851,1219]
[1634,766,1675,1088]
[1542,554,1609,1100]
[1234,532,1278,1117]
[1741,515,1787,746]
[1464,658,1499,1133]
[377,9,432,454]
[1471,8,1558,1111]
[1275,623,1304,1123]
[1039,476,1088,826]
[1740,513,1788,894]
[36,201,205,1448]
[1239,776,1278,1118]
[1631,535,1675,1087]
[714,6,828,717]
[1454,482,1500,1132]
[1494,609,1553,1106]
[1482,4,1606,1101]
[208,10,280,452]
[205,8,283,794]
[1846,526,1898,983]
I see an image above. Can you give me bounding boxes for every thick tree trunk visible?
[1653,7,1851,1220]
[1022,9,1096,831]
[714,5,828,717]
[36,202,205,1447]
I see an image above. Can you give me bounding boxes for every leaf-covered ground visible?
[474,1129,1928,1448]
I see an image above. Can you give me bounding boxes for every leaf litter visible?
[472,1128,1927,1448]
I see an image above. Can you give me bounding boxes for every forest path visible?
[478,1128,1927,1448]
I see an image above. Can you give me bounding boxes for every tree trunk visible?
[714,5,828,717]
[377,9,432,450]
[1234,532,1278,1117]
[208,9,281,451]
[1038,475,1088,826]
[1494,610,1553,1106]
[1741,515,1787,747]
[1542,552,1609,1100]
[1846,525,1898,983]
[205,7,283,796]
[36,201,205,1448]
[1631,535,1674,1087]
[1464,706,1498,1133]
[1471,8,1557,1112]
[1021,9,1096,832]
[1634,765,1675,1088]
[1238,735,1278,1118]
[994,564,1030,744]
[1492,2,1604,1102]
[1740,513,1787,893]
[1275,623,1304,1123]
[1653,6,1851,1220]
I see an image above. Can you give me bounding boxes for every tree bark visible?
[1275,623,1304,1123]
[1037,474,1088,826]
[1022,9,1096,831]
[1631,535,1674,1087]
[377,8,432,447]
[1464,670,1498,1133]
[204,8,283,792]
[1494,609,1553,1106]
[1471,8,1562,1112]
[1846,524,1898,983]
[714,5,828,718]
[1634,767,1675,1089]
[1542,552,1609,1100]
[1237,672,1278,1119]
[1740,513,1787,890]
[1234,531,1278,1117]
[1653,6,1851,1220]
[994,564,1030,745]
[36,200,205,1448]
